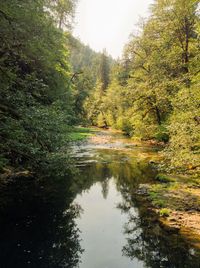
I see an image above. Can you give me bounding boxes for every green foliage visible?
[159,208,171,217]
[99,49,110,91]
[83,0,199,173]
[51,0,77,29]
[68,127,94,141]
[97,113,106,128]
[166,74,200,171]
[115,116,132,136]
[154,125,169,143]
[152,199,166,208]
[2,0,199,176]
[80,49,114,126]
[155,174,175,183]
[83,81,104,125]
[0,0,76,175]
[105,112,115,127]
[149,184,167,208]
[68,38,114,123]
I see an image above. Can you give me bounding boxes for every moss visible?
[155,174,175,183]
[188,177,200,188]
[149,185,167,208]
[152,199,166,208]
[69,127,95,141]
[160,208,171,217]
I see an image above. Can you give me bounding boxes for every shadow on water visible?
[0,131,200,267]
[117,176,200,268]
[73,157,200,268]
[0,175,83,268]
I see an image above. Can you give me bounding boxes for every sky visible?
[73,0,154,59]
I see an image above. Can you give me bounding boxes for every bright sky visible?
[73,0,154,59]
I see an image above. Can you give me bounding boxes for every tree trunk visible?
[155,106,161,125]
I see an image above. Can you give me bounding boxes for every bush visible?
[160,208,171,217]
[97,113,106,128]
[154,125,169,142]
[105,112,115,127]
[152,199,166,208]
[116,116,132,135]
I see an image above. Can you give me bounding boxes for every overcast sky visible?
[73,0,154,59]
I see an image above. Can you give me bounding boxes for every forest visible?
[85,0,200,174]
[1,0,199,178]
[1,0,200,267]
[0,0,114,177]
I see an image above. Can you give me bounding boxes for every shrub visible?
[155,174,175,183]
[160,208,171,217]
[97,113,106,128]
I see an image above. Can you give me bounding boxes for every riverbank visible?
[68,127,97,141]
[143,174,200,248]
[77,127,200,248]
[1,127,199,267]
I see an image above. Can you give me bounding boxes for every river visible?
[0,129,200,267]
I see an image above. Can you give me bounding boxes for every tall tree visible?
[50,0,77,30]
[0,0,76,174]
[99,49,110,91]
[91,0,200,171]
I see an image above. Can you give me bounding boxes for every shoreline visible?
[137,174,200,249]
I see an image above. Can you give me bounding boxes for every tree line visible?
[1,0,199,176]
[0,0,110,176]
[85,0,200,173]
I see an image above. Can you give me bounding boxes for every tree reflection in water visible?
[117,177,200,268]
[0,175,83,268]
[73,148,200,268]
[1,147,200,268]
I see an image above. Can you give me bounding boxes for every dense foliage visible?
[0,0,114,176]
[68,36,103,122]
[68,39,114,123]
[1,0,199,175]
[85,0,200,172]
[0,0,77,174]
[84,49,113,126]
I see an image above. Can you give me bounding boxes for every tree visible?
[0,0,76,174]
[90,0,200,171]
[99,49,110,91]
[166,73,200,171]
[82,49,114,126]
[68,36,102,123]
[49,0,77,30]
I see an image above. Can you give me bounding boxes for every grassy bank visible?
[68,127,96,142]
[148,174,200,213]
[142,173,200,247]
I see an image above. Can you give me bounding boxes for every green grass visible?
[160,208,171,217]
[149,184,167,208]
[155,174,176,183]
[68,127,95,141]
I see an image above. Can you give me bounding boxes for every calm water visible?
[74,179,144,268]
[0,130,200,267]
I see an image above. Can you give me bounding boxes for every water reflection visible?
[116,172,200,268]
[72,149,156,194]
[0,176,83,268]
[73,149,200,268]
[1,132,200,268]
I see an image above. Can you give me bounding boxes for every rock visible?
[149,160,156,164]
[137,184,150,195]
[169,217,177,222]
